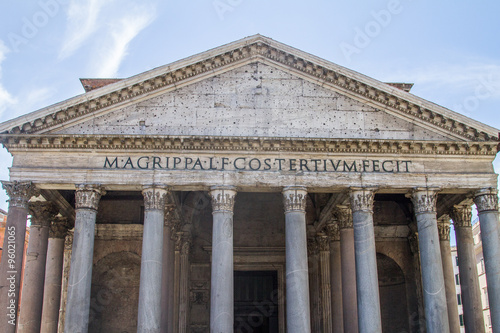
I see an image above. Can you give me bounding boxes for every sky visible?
[0,0,499,241]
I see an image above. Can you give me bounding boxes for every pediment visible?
[0,35,498,143]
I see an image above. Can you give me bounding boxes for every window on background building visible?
[455,256,459,266]
[457,294,462,305]
[459,314,464,326]
[488,315,491,326]
[480,259,485,274]
[483,288,489,307]
[455,274,460,285]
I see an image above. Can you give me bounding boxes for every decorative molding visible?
[474,188,499,212]
[335,205,353,229]
[436,216,451,241]
[1,134,498,156]
[94,224,143,240]
[1,181,38,209]
[142,186,169,211]
[349,188,375,212]
[325,222,340,241]
[28,201,58,227]
[2,39,497,142]
[209,186,236,213]
[409,188,439,214]
[307,238,319,256]
[49,217,70,239]
[449,205,472,228]
[75,184,105,210]
[283,186,307,213]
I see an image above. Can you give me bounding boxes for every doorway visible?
[234,270,279,333]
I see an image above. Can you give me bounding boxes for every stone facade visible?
[0,35,499,333]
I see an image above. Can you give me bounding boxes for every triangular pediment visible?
[0,35,498,143]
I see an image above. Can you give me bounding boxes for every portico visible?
[0,35,498,333]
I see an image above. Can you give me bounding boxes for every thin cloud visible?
[92,10,156,77]
[0,41,18,121]
[59,0,112,59]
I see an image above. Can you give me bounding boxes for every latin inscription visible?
[103,156,412,173]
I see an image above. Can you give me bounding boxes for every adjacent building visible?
[0,35,499,333]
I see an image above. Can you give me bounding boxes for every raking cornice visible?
[1,35,498,142]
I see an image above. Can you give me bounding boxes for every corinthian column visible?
[410,188,449,333]
[349,188,381,333]
[437,216,460,333]
[40,217,70,333]
[64,184,104,333]
[282,186,311,333]
[450,205,485,333]
[137,186,168,333]
[18,201,58,333]
[474,188,500,333]
[209,186,237,333]
[317,235,333,333]
[0,181,38,333]
[325,222,343,333]
[337,205,358,333]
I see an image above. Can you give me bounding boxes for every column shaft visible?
[283,186,311,333]
[40,218,69,333]
[307,242,321,333]
[137,186,168,333]
[18,202,57,333]
[474,189,500,333]
[437,217,461,333]
[326,222,343,333]
[178,235,190,333]
[350,189,381,333]
[0,181,36,333]
[410,188,450,333]
[450,206,485,333]
[161,217,176,333]
[210,186,236,333]
[64,185,103,333]
[318,236,333,333]
[337,205,358,333]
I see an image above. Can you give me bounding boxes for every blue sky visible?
[0,0,499,241]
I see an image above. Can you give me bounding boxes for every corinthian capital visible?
[335,205,353,229]
[75,184,105,210]
[349,187,375,212]
[408,187,439,215]
[210,186,237,213]
[437,215,451,241]
[449,205,472,228]
[29,201,58,227]
[474,188,499,213]
[282,186,307,213]
[1,181,38,209]
[142,186,169,211]
[50,217,70,239]
[325,222,340,241]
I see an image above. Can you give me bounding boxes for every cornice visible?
[0,36,498,142]
[0,135,497,156]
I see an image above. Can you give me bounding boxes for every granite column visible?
[474,188,500,333]
[450,205,485,332]
[410,188,449,333]
[40,217,70,333]
[209,186,237,333]
[337,205,358,333]
[326,222,343,333]
[283,186,311,333]
[437,216,461,333]
[18,201,58,333]
[64,185,104,333]
[137,186,168,333]
[0,181,37,333]
[318,235,333,333]
[161,208,177,333]
[350,188,381,333]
